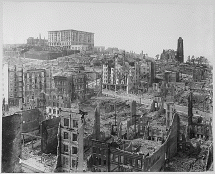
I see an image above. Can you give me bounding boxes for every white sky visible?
[2,1,214,61]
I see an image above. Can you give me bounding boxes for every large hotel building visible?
[48,29,94,51]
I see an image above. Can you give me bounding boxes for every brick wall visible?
[22,108,43,133]
[2,114,22,173]
[41,117,61,154]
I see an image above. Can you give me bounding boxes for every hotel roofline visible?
[48,29,94,34]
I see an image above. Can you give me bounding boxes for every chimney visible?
[130,100,136,118]
[188,91,193,125]
[94,102,100,140]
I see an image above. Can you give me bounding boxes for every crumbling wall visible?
[41,117,60,154]
[2,114,22,173]
[54,123,62,172]
[144,113,180,172]
[22,108,43,133]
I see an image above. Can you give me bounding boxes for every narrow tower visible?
[177,37,184,63]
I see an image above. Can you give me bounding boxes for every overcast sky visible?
[3,1,214,61]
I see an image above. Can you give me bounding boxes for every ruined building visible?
[55,103,84,172]
[6,65,24,108]
[23,69,47,110]
[187,91,212,140]
[102,52,155,94]
[160,49,177,62]
[89,110,180,172]
[45,71,88,120]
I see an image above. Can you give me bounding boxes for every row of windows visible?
[64,118,78,128]
[62,156,77,168]
[63,144,78,154]
[25,77,45,83]
[56,81,66,86]
[49,34,92,43]
[75,84,85,90]
[26,72,45,78]
[110,154,142,168]
[49,108,60,115]
[63,132,77,141]
[52,102,64,107]
[93,156,107,166]
[58,88,66,93]
[73,78,85,83]
[25,84,44,90]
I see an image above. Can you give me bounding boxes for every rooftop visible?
[48,29,94,34]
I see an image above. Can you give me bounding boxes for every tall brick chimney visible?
[130,100,136,118]
[188,91,193,125]
[130,100,137,134]
[94,102,100,140]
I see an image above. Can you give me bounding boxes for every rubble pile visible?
[167,154,196,172]
[21,141,57,172]
[189,159,205,172]
[131,139,162,155]
[167,139,212,172]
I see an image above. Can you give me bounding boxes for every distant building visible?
[164,70,180,83]
[160,49,177,62]
[94,46,105,52]
[23,69,47,111]
[105,47,119,54]
[102,53,155,94]
[53,72,87,101]
[8,65,24,108]
[193,66,208,82]
[2,64,9,104]
[70,45,89,51]
[48,29,94,50]
[45,91,71,120]
[45,70,87,120]
[27,34,48,47]
[146,60,155,86]
[176,37,184,63]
